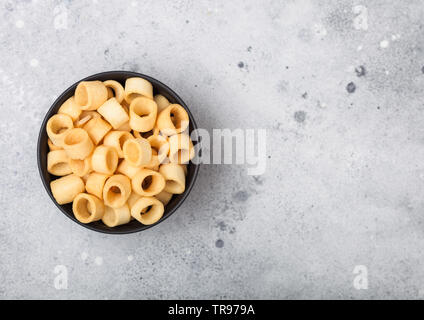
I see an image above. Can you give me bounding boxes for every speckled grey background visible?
[1,0,424,300]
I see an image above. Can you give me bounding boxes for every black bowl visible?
[37,71,200,234]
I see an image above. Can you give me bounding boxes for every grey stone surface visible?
[1,0,424,299]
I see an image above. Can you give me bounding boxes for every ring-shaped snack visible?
[104,80,125,104]
[133,129,156,140]
[144,149,160,171]
[127,192,141,209]
[103,131,134,158]
[106,87,113,99]
[116,159,142,179]
[46,114,74,147]
[155,190,173,206]
[156,104,189,136]
[122,138,152,167]
[72,193,105,224]
[91,145,118,175]
[168,134,195,164]
[147,135,170,164]
[58,96,81,122]
[129,97,158,132]
[124,77,153,103]
[102,204,131,227]
[62,128,94,160]
[85,172,109,199]
[69,156,92,177]
[82,117,112,145]
[48,139,62,151]
[75,81,108,111]
[117,121,132,132]
[97,98,129,129]
[159,163,186,194]
[47,150,72,176]
[130,196,164,225]
[131,169,165,197]
[102,174,131,208]
[50,174,85,205]
[126,192,140,222]
[154,94,170,113]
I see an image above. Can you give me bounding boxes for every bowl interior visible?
[37,71,199,234]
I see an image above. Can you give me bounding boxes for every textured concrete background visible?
[1,0,424,299]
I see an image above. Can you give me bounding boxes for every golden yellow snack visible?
[124,77,153,103]
[85,172,109,199]
[75,110,101,128]
[103,131,134,158]
[72,193,105,223]
[129,96,158,132]
[91,145,118,175]
[47,150,72,176]
[156,104,189,136]
[75,116,91,128]
[144,149,160,171]
[132,130,141,139]
[58,96,82,121]
[127,192,141,209]
[62,128,94,160]
[82,117,112,145]
[46,75,193,228]
[131,169,165,196]
[130,196,164,225]
[122,138,152,167]
[79,110,102,121]
[122,99,130,111]
[102,204,131,227]
[133,130,156,139]
[69,156,92,177]
[97,98,129,129]
[181,164,188,176]
[103,174,131,208]
[147,135,169,164]
[159,163,186,194]
[153,126,160,136]
[80,110,102,119]
[104,80,125,103]
[117,121,132,132]
[46,114,74,147]
[106,87,113,99]
[50,174,85,205]
[116,159,141,179]
[154,94,170,113]
[75,81,108,111]
[81,174,90,184]
[155,190,173,206]
[168,134,194,164]
[48,139,62,151]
